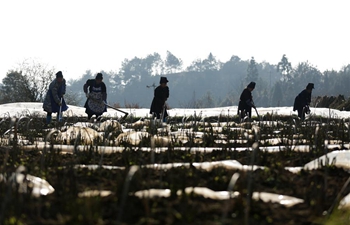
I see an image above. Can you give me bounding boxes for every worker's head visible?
[160,76,169,87]
[96,73,103,84]
[247,82,256,91]
[56,71,63,83]
[306,83,314,92]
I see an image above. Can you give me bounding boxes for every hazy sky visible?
[1,0,349,81]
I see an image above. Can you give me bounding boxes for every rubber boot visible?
[46,115,52,124]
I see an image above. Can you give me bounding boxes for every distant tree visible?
[292,61,322,93]
[197,91,215,108]
[165,51,182,74]
[118,57,143,85]
[63,89,82,106]
[179,91,197,108]
[15,59,56,101]
[220,55,245,91]
[0,71,34,103]
[67,70,94,106]
[219,89,236,107]
[277,54,292,81]
[246,57,258,82]
[271,81,283,107]
[202,53,220,71]
[321,70,332,96]
[34,51,350,109]
[186,59,204,72]
[258,88,270,107]
[149,52,164,75]
[97,71,121,104]
[118,53,165,88]
[142,53,161,77]
[329,65,350,97]
[229,55,241,63]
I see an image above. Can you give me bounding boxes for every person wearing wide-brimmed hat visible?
[238,82,256,119]
[43,71,68,125]
[293,83,314,120]
[83,72,107,121]
[150,76,169,121]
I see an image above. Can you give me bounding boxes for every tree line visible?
[1,53,350,109]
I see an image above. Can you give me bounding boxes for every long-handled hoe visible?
[254,107,260,119]
[58,98,63,122]
[104,103,129,120]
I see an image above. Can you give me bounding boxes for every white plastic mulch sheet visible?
[78,190,113,197]
[73,159,265,172]
[133,187,304,208]
[0,166,54,197]
[339,192,350,209]
[303,150,350,171]
[286,150,350,173]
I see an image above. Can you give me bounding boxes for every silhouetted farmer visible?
[43,71,68,125]
[150,76,169,122]
[238,82,256,119]
[83,72,107,121]
[293,83,314,120]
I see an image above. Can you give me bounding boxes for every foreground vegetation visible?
[1,114,350,224]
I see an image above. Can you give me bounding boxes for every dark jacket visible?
[293,89,311,111]
[43,78,68,113]
[83,79,107,101]
[150,85,169,115]
[238,88,254,111]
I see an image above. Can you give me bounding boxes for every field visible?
[1,108,350,225]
